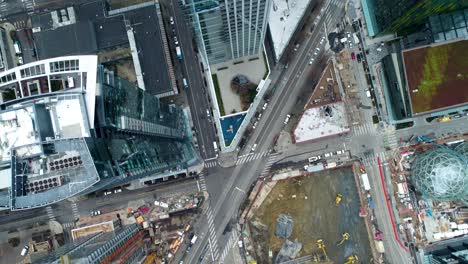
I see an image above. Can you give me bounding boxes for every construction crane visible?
[316,239,329,261]
[417,136,467,165]
[344,254,359,264]
[336,232,350,246]
[335,194,343,206]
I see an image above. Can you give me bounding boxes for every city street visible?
[165,0,219,160]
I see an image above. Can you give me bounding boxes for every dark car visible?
[357,53,362,62]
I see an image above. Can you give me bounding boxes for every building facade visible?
[362,0,468,37]
[182,0,272,65]
[0,26,14,71]
[0,55,199,210]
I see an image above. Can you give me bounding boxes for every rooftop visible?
[293,102,350,143]
[403,39,468,115]
[268,0,314,60]
[31,2,175,97]
[0,56,99,209]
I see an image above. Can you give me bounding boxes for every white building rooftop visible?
[268,0,313,60]
[0,106,41,163]
[293,102,350,143]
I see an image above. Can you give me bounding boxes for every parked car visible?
[170,16,174,25]
[21,245,29,256]
[104,190,112,196]
[262,102,268,110]
[252,121,258,129]
[114,188,122,194]
[91,210,102,216]
[357,53,362,62]
[284,114,291,125]
[351,52,356,60]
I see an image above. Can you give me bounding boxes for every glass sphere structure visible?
[411,145,468,205]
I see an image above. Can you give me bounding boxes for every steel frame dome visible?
[411,143,468,205]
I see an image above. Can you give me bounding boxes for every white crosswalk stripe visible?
[235,150,270,165]
[259,153,280,178]
[219,231,238,263]
[204,160,218,168]
[71,202,80,220]
[62,222,75,229]
[45,206,56,221]
[352,123,375,136]
[385,131,399,149]
[198,171,220,260]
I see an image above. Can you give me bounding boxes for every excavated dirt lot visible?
[249,167,371,263]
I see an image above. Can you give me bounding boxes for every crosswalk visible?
[205,160,218,168]
[361,151,388,166]
[198,172,208,192]
[13,19,28,29]
[71,202,80,220]
[352,123,375,136]
[22,0,35,11]
[384,130,398,149]
[235,150,270,166]
[62,222,75,229]
[206,207,220,260]
[45,205,56,222]
[197,171,220,260]
[219,231,239,263]
[259,153,280,179]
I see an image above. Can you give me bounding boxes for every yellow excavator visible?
[344,254,359,264]
[316,239,330,261]
[336,232,350,246]
[335,194,343,205]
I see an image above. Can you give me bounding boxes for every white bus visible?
[445,139,464,146]
[182,78,188,88]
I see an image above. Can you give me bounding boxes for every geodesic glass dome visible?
[411,146,468,205]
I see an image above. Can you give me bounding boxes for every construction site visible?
[242,167,372,263]
[386,136,468,249]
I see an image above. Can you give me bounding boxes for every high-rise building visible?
[34,222,147,264]
[362,0,468,37]
[0,55,199,210]
[182,0,272,65]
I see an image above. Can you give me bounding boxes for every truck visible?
[361,173,371,191]
[353,33,360,44]
[176,46,182,59]
[13,41,21,54]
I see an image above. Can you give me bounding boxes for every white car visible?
[316,47,320,51]
[314,51,318,55]
[262,102,268,110]
[170,16,174,25]
[174,36,178,45]
[251,144,257,152]
[91,210,102,216]
[257,113,262,120]
[284,114,291,125]
[238,240,243,248]
[104,190,112,196]
[206,109,211,117]
[114,188,122,193]
[252,121,258,129]
[308,58,314,65]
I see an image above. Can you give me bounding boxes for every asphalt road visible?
[166,0,218,160]
[183,1,348,263]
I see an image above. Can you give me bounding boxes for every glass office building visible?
[362,0,468,36]
[182,0,272,65]
[0,56,198,210]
